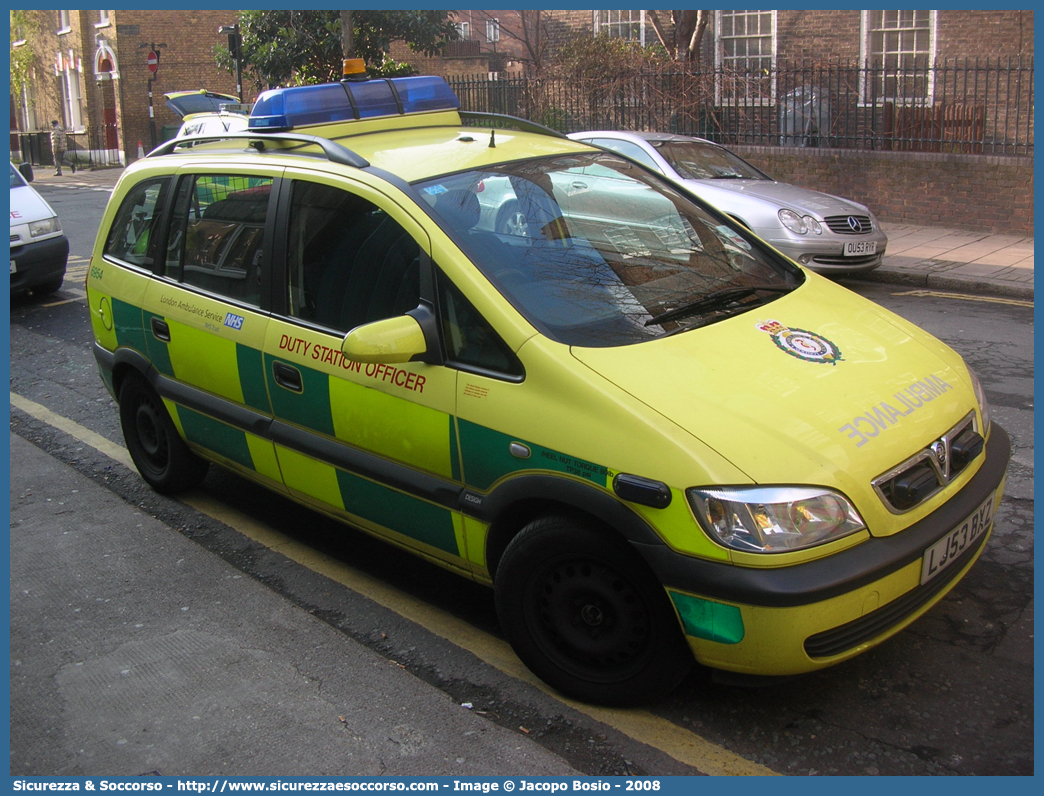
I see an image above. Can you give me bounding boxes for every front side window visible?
[588,138,661,172]
[417,152,799,348]
[165,174,272,306]
[103,178,169,269]
[285,180,421,333]
[716,10,776,105]
[437,270,522,378]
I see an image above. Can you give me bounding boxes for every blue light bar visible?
[248,75,459,132]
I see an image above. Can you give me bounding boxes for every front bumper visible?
[759,231,888,274]
[10,234,69,293]
[639,423,1010,675]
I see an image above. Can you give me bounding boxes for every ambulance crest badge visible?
[757,319,843,365]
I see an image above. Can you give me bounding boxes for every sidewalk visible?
[30,165,1034,301]
[9,431,578,777]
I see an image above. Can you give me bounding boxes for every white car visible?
[10,163,68,295]
[568,131,888,274]
[164,89,251,139]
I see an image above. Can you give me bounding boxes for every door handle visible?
[150,317,171,342]
[272,361,303,393]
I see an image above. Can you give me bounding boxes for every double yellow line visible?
[10,390,777,776]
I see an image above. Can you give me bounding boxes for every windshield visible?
[652,140,769,182]
[10,163,27,189]
[417,152,799,347]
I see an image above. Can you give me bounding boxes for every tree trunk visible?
[340,10,354,60]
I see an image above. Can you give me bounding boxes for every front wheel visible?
[494,516,692,706]
[118,374,209,494]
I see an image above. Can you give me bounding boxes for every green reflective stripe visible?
[237,344,270,413]
[449,419,461,482]
[669,591,745,645]
[176,406,255,470]
[335,469,459,555]
[458,419,610,491]
[112,298,147,353]
[143,311,174,376]
[265,354,335,437]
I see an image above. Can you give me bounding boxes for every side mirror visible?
[18,162,34,183]
[341,314,427,364]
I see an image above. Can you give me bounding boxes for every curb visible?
[857,265,1034,302]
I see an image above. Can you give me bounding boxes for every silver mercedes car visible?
[567,131,887,274]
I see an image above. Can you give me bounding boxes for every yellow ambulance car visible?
[87,63,1009,706]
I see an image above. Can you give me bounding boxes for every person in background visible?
[49,120,75,176]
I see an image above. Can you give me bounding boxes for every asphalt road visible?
[7,181,1034,776]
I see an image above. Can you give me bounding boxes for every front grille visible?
[804,529,987,658]
[812,253,882,266]
[824,214,873,234]
[873,412,982,513]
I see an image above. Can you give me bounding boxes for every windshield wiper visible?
[645,284,791,328]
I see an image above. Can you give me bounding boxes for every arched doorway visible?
[94,42,121,164]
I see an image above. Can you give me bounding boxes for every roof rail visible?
[148,132,370,169]
[459,111,567,140]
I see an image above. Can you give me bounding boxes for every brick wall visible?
[733,146,1034,235]
[114,9,246,158]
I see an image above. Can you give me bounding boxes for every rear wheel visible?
[494,515,692,706]
[118,374,208,494]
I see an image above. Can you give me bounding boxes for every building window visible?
[486,18,500,44]
[58,11,71,33]
[96,10,110,28]
[716,10,776,105]
[58,52,84,131]
[456,21,469,40]
[863,10,935,103]
[594,10,645,44]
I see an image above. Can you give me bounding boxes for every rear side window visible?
[103,178,170,268]
[165,174,273,306]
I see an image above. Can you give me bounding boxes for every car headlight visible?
[778,209,807,234]
[805,216,823,234]
[687,486,866,553]
[29,216,62,238]
[969,368,991,433]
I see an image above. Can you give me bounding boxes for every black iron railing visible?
[449,58,1033,155]
[12,126,125,170]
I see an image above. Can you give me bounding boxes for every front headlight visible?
[687,486,866,553]
[969,368,991,433]
[778,208,807,234]
[29,216,62,238]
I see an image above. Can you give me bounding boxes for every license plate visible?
[844,240,877,257]
[10,260,16,274]
[920,493,995,585]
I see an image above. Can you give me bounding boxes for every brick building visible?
[11,9,247,167]
[396,9,1033,76]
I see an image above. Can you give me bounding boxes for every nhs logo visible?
[224,312,245,330]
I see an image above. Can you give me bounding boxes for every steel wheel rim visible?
[525,557,653,682]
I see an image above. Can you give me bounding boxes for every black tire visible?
[494,515,692,706]
[118,374,208,494]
